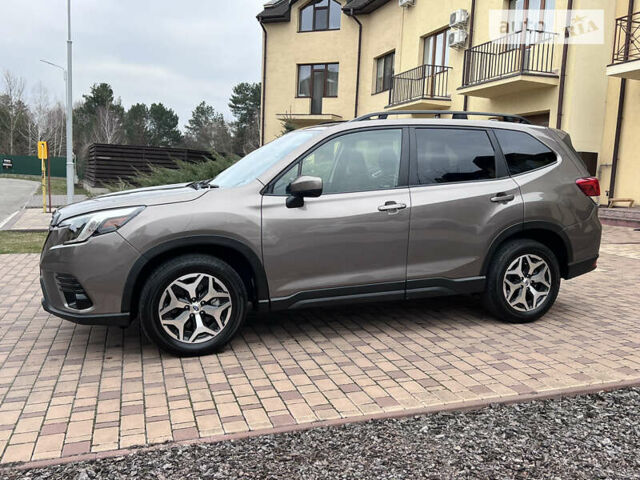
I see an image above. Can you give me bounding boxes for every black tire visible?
[483,239,560,323]
[139,254,247,357]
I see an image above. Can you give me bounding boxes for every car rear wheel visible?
[139,254,247,356]
[483,239,560,323]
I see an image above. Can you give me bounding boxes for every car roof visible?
[304,118,549,135]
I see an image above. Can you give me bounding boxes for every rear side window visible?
[495,130,557,175]
[414,128,496,185]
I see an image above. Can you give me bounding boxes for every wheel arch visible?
[122,236,270,318]
[482,222,573,279]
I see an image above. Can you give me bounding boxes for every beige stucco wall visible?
[262,0,359,142]
[261,0,620,195]
[597,0,640,205]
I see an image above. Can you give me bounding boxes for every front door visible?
[406,127,524,296]
[262,128,410,307]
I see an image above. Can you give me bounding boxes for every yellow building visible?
[600,0,639,207]
[258,0,637,204]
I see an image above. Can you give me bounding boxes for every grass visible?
[0,231,48,254]
[0,174,89,196]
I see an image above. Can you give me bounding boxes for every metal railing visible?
[462,29,557,87]
[388,64,452,107]
[612,11,640,64]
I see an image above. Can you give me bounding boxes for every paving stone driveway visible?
[0,226,639,466]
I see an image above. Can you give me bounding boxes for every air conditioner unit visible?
[448,29,468,49]
[399,0,415,7]
[449,9,469,28]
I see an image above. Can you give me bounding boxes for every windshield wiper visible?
[187,179,219,190]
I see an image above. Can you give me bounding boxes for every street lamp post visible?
[66,0,74,204]
[39,0,73,204]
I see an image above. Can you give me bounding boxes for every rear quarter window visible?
[495,129,557,175]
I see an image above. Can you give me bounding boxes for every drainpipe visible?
[463,0,476,111]
[609,0,635,199]
[260,22,268,146]
[556,0,574,129]
[346,9,363,118]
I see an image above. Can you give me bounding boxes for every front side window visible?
[299,0,342,32]
[375,52,395,94]
[272,129,402,195]
[495,129,556,175]
[297,63,339,97]
[414,128,496,185]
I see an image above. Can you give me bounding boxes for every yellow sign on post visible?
[37,141,48,160]
[38,141,48,213]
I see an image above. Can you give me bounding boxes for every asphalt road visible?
[0,178,39,227]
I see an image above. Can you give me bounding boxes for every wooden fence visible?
[84,144,215,187]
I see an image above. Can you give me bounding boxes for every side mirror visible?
[286,175,323,208]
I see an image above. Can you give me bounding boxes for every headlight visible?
[58,206,144,245]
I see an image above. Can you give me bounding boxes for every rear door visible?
[262,127,411,307]
[406,127,523,296]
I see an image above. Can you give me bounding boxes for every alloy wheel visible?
[158,273,232,344]
[502,254,552,312]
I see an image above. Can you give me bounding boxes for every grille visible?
[55,273,93,310]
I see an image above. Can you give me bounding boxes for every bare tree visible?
[21,83,66,156]
[1,70,27,154]
[92,104,124,144]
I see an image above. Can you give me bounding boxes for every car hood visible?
[52,183,209,226]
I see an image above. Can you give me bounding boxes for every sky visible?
[0,0,266,127]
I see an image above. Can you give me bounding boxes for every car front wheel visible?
[483,239,560,323]
[139,254,247,356]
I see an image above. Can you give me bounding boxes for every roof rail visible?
[350,111,532,124]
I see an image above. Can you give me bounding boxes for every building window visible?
[375,52,395,94]
[508,0,556,32]
[300,0,342,32]
[297,63,339,98]
[423,29,450,67]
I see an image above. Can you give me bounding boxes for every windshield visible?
[213,129,323,188]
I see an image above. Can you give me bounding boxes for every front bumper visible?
[40,229,140,325]
[41,297,130,326]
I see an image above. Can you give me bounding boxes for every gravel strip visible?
[3,388,640,480]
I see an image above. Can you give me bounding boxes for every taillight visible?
[576,177,600,197]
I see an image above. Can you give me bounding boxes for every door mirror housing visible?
[286,175,323,208]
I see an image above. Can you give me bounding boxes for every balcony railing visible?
[462,29,557,88]
[612,11,640,64]
[388,64,452,107]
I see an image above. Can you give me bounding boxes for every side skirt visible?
[270,277,486,311]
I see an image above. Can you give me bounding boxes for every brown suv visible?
[41,112,602,356]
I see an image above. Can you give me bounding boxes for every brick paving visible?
[0,226,639,465]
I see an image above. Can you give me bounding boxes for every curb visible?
[4,377,640,472]
[0,182,39,231]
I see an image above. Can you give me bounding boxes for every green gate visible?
[0,155,67,178]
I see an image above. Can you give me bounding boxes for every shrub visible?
[107,154,237,191]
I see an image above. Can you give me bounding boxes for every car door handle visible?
[378,201,407,212]
[490,193,515,203]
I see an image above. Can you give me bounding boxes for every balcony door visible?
[509,0,555,33]
[298,63,339,115]
[422,29,450,98]
[311,67,325,114]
